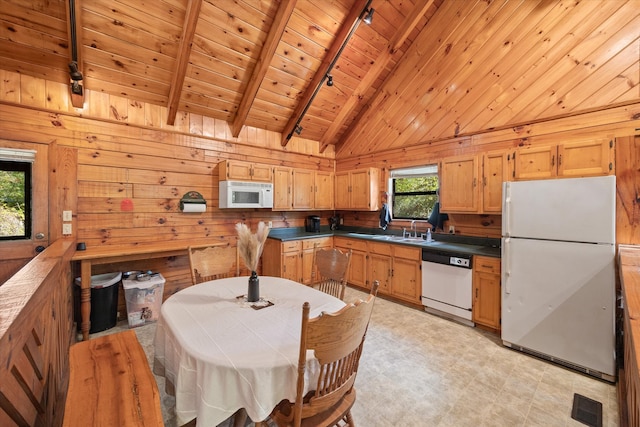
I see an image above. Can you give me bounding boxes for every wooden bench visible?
[63,330,163,427]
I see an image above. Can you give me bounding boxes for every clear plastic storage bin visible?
[122,272,165,328]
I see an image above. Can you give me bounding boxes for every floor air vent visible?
[571,393,602,427]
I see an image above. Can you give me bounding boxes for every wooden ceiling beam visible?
[322,0,435,153]
[166,0,203,126]
[231,0,297,138]
[281,0,371,146]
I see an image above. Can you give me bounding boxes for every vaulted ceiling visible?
[1,0,638,158]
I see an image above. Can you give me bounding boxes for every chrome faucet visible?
[410,220,418,238]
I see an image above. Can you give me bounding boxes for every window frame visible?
[0,160,32,240]
[389,165,439,220]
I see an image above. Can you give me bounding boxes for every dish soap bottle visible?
[426,228,432,242]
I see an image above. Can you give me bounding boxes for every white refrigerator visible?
[501,175,616,381]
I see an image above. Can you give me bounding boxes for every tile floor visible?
[98,286,619,427]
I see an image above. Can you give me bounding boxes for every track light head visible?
[294,124,303,135]
[326,74,334,87]
[68,61,83,81]
[363,8,374,25]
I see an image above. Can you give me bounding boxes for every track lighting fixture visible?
[326,74,334,87]
[363,7,374,25]
[294,124,303,135]
[68,61,83,82]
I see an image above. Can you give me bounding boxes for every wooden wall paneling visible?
[19,74,46,109]
[49,144,78,242]
[616,135,640,245]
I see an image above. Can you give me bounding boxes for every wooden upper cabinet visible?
[274,168,333,211]
[273,166,293,210]
[219,160,273,182]
[440,155,480,213]
[334,172,351,209]
[557,139,612,177]
[292,169,314,210]
[314,170,334,210]
[512,145,557,180]
[481,150,509,213]
[513,139,612,180]
[334,168,380,211]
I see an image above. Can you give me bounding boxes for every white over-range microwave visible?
[219,180,274,209]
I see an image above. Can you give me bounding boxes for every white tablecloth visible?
[153,276,345,426]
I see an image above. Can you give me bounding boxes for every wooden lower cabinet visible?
[367,242,421,304]
[263,237,333,283]
[367,243,392,294]
[390,246,421,303]
[301,237,333,284]
[266,236,423,304]
[334,237,368,288]
[472,256,501,331]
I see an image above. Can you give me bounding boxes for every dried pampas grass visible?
[236,221,270,272]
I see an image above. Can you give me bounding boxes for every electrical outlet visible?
[63,223,72,235]
[63,210,72,221]
[268,221,273,228]
[449,225,455,234]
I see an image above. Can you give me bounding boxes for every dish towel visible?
[427,202,449,231]
[379,203,391,230]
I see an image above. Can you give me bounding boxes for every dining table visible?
[153,275,346,426]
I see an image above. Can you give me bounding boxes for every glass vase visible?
[247,271,260,302]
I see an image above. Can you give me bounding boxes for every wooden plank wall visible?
[336,104,640,241]
[0,69,336,312]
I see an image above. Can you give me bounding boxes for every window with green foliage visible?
[390,165,439,220]
[0,158,32,240]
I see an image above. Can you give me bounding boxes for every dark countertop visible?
[268,227,501,258]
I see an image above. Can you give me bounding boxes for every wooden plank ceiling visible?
[0,0,638,158]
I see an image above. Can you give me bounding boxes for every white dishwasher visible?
[421,249,474,326]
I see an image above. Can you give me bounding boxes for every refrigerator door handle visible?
[503,237,511,294]
[502,182,511,237]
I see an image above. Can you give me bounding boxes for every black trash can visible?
[74,272,121,333]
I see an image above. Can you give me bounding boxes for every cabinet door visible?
[292,169,314,209]
[301,249,315,285]
[350,169,372,210]
[472,271,501,329]
[482,150,508,213]
[224,161,253,181]
[334,171,350,209]
[472,256,501,330]
[391,257,420,303]
[314,171,334,210]
[348,250,367,288]
[440,155,479,212]
[251,163,273,182]
[273,167,292,210]
[513,146,557,180]
[282,252,300,282]
[557,139,611,177]
[368,253,391,295]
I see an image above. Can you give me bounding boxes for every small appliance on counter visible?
[305,215,320,232]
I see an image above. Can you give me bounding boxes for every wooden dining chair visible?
[188,243,239,285]
[270,281,380,427]
[310,244,351,301]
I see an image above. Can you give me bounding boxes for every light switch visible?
[63,210,72,221]
[63,224,72,235]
